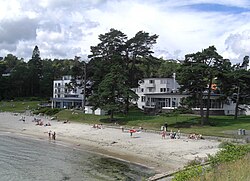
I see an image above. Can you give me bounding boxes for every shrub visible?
[173,165,203,181]
[208,143,250,167]
[33,108,61,116]
[173,143,250,181]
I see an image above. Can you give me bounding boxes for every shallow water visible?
[0,132,155,181]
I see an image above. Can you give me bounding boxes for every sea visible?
[0,132,156,181]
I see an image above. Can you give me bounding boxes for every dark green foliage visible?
[173,165,203,181]
[177,46,226,125]
[0,50,79,100]
[28,46,43,96]
[88,29,158,118]
[33,107,61,116]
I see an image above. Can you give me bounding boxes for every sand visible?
[0,112,220,175]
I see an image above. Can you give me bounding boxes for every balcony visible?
[144,83,156,88]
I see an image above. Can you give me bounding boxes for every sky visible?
[0,0,250,64]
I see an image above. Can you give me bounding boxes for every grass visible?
[191,153,250,181]
[0,101,40,113]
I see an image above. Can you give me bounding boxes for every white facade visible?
[133,78,188,110]
[51,75,106,115]
[53,75,83,99]
[133,77,248,115]
[52,75,83,109]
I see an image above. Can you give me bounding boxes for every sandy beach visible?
[0,112,220,176]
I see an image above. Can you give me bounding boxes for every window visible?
[160,80,167,84]
[148,87,154,92]
[172,98,177,107]
[58,83,61,87]
[141,88,144,92]
[141,96,145,102]
[149,80,155,84]
[160,88,166,92]
[167,88,170,92]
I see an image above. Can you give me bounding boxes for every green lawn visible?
[0,101,40,113]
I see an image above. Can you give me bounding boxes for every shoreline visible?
[0,112,221,175]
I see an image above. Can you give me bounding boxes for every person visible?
[130,129,135,137]
[164,122,168,131]
[120,126,124,132]
[169,129,173,138]
[130,130,133,137]
[177,129,181,139]
[48,130,52,139]
[161,130,166,139]
[52,131,56,140]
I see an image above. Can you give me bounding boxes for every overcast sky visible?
[0,0,250,64]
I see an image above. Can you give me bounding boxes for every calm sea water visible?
[0,132,155,181]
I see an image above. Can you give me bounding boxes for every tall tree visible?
[28,45,42,96]
[199,46,223,122]
[177,46,224,125]
[218,56,250,119]
[123,31,158,113]
[155,59,180,78]
[89,29,154,117]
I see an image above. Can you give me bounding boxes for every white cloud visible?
[0,0,250,64]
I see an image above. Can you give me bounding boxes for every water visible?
[0,132,155,181]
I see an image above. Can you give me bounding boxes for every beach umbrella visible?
[129,129,137,133]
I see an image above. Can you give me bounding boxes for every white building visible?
[51,75,83,109]
[133,77,244,115]
[133,77,188,111]
[51,75,106,115]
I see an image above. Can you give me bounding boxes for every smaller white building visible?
[133,77,188,110]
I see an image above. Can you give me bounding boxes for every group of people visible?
[188,133,204,140]
[48,130,56,140]
[32,117,51,126]
[161,129,181,139]
[92,124,103,129]
[19,116,26,123]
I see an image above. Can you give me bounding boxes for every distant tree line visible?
[0,29,249,121]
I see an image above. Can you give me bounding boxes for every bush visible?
[33,108,61,116]
[209,143,250,167]
[173,165,203,181]
[175,107,193,114]
[173,143,250,181]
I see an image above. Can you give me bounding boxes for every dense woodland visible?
[0,29,250,122]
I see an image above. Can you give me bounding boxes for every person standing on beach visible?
[164,122,168,131]
[52,131,56,140]
[161,130,166,139]
[48,130,52,139]
[177,129,181,139]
